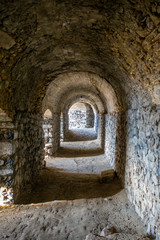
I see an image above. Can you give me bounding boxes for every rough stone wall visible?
[105,113,117,168]
[52,113,60,153]
[104,112,126,184]
[125,105,160,237]
[69,110,86,129]
[43,118,53,156]
[94,114,99,134]
[0,110,16,204]
[43,119,53,144]
[115,112,127,185]
[14,112,44,203]
[63,113,68,142]
[97,114,105,150]
[86,107,94,128]
[60,115,64,140]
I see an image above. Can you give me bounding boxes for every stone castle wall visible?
[0,110,16,204]
[125,105,160,237]
[69,110,86,129]
[14,112,44,203]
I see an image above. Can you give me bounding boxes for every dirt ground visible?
[0,187,151,240]
[23,167,122,204]
[0,134,153,240]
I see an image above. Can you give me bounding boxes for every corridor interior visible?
[0,1,159,239]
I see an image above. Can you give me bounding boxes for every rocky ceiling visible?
[0,0,159,116]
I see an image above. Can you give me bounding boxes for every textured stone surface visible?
[125,105,160,236]
[69,110,86,129]
[0,168,13,176]
[0,142,13,157]
[0,109,15,204]
[0,160,4,166]
[0,30,15,50]
[14,112,44,203]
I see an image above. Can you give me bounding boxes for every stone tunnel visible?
[0,0,160,239]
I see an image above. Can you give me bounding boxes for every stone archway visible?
[41,72,125,181]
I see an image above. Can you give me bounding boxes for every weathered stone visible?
[0,122,14,129]
[0,160,5,166]
[0,30,15,50]
[158,122,160,135]
[0,142,13,157]
[100,226,117,237]
[0,168,13,176]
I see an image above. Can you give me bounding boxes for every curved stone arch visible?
[42,72,121,115]
[62,97,98,140]
[42,72,125,182]
[59,90,106,141]
[43,109,53,119]
[42,106,53,117]
[63,97,98,115]
[64,98,97,130]
[60,91,104,115]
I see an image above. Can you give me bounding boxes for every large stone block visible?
[0,160,4,166]
[0,30,15,50]
[0,142,14,157]
[0,168,13,176]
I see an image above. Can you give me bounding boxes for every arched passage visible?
[0,1,159,237]
[63,101,97,142]
[42,72,124,180]
[61,95,100,142]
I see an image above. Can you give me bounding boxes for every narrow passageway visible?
[0,0,160,240]
[0,1,159,239]
[30,127,121,204]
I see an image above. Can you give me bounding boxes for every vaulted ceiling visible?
[0,0,159,116]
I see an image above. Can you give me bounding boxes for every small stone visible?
[4,132,14,140]
[100,226,117,237]
[0,142,13,157]
[0,30,15,50]
[0,160,5,166]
